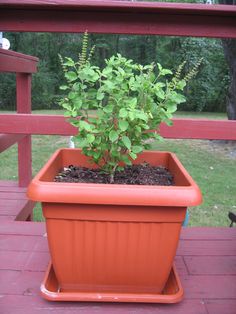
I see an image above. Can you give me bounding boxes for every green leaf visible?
[118,67,125,76]
[152,133,164,142]
[157,63,172,76]
[72,98,82,109]
[162,69,173,75]
[118,120,129,132]
[103,106,113,114]
[79,120,92,131]
[105,81,114,89]
[129,152,137,160]
[117,166,125,172]
[129,98,137,108]
[97,92,105,101]
[71,109,78,118]
[88,117,97,124]
[102,67,112,76]
[79,138,89,148]
[119,108,128,118]
[94,136,102,144]
[65,71,77,82]
[155,88,165,100]
[155,82,165,88]
[64,58,75,67]
[61,102,72,111]
[165,120,173,126]
[121,154,132,166]
[64,111,72,117]
[167,103,177,113]
[129,76,135,87]
[59,85,69,90]
[109,130,119,142]
[135,126,141,133]
[174,94,186,104]
[157,63,163,72]
[86,134,95,143]
[122,136,131,150]
[84,149,94,157]
[136,112,148,122]
[70,119,80,128]
[132,146,143,154]
[176,80,186,90]
[68,92,76,99]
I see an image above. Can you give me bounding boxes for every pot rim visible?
[27,148,202,206]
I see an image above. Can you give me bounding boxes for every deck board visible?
[0,222,235,313]
[0,180,19,187]
[205,300,236,314]
[180,227,236,240]
[177,239,236,256]
[0,296,209,314]
[0,181,35,221]
[184,256,236,274]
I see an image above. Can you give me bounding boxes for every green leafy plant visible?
[59,33,198,182]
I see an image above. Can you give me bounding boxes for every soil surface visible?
[54,163,174,186]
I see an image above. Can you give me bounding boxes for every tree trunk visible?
[219,0,236,120]
[221,39,236,120]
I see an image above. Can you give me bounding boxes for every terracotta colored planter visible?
[28,149,201,300]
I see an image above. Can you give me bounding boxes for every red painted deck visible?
[0,222,235,314]
[0,181,35,221]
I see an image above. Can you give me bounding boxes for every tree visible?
[221,39,236,119]
[219,0,236,119]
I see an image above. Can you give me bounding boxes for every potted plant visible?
[28,33,202,303]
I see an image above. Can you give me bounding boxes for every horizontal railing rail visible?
[0,114,236,140]
[0,1,236,38]
[0,48,38,73]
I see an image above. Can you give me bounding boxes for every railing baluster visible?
[16,73,32,188]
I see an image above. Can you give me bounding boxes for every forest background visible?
[0,0,235,118]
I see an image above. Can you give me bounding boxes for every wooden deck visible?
[0,167,235,313]
[0,181,35,221]
[0,220,235,314]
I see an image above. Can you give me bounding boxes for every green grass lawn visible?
[151,139,236,226]
[174,111,227,119]
[0,110,235,226]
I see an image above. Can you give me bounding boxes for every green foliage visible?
[177,38,229,112]
[0,32,229,113]
[59,35,190,180]
[0,32,90,110]
[0,73,16,110]
[32,61,58,109]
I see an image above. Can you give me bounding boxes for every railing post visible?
[16,72,32,187]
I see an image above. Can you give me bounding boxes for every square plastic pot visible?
[27,149,201,298]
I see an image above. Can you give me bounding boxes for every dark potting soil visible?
[54,163,174,186]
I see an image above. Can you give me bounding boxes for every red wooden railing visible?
[0,0,236,199]
[1,1,236,38]
[0,48,38,187]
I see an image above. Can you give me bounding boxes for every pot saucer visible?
[41,262,183,303]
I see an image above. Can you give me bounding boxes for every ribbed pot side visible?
[43,202,186,293]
